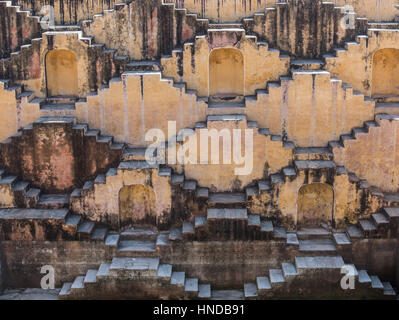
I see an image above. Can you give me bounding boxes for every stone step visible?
[294,160,336,170]
[358,270,372,285]
[77,220,96,237]
[208,101,245,109]
[109,257,160,277]
[169,227,183,241]
[382,282,396,296]
[282,262,298,278]
[383,192,399,205]
[211,290,244,300]
[125,60,161,71]
[59,282,72,297]
[286,233,299,245]
[71,276,85,290]
[105,234,120,247]
[36,194,70,209]
[346,225,364,240]
[184,278,199,293]
[120,227,158,240]
[117,240,156,253]
[40,103,75,111]
[370,275,384,290]
[244,283,258,298]
[383,207,399,221]
[273,226,287,239]
[290,59,325,70]
[90,227,108,241]
[269,269,285,285]
[207,208,248,220]
[248,215,261,227]
[170,272,185,287]
[84,269,98,284]
[298,239,337,252]
[208,193,246,204]
[256,276,271,292]
[358,219,377,237]
[294,147,333,160]
[332,232,351,245]
[96,263,111,279]
[198,284,211,299]
[375,102,399,114]
[122,147,154,161]
[295,256,345,271]
[64,214,82,229]
[296,227,331,239]
[157,264,172,279]
[156,233,169,246]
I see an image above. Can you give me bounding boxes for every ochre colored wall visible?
[167,0,399,22]
[246,70,375,147]
[119,185,157,227]
[371,48,399,97]
[297,183,334,226]
[46,49,79,97]
[333,115,399,192]
[71,166,172,229]
[209,48,244,96]
[161,31,290,96]
[325,31,399,97]
[175,117,292,192]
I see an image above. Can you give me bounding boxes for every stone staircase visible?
[0,208,108,242]
[0,117,125,209]
[243,256,397,299]
[0,1,42,59]
[58,257,211,300]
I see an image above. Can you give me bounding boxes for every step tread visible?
[59,282,72,296]
[244,283,258,297]
[208,193,246,204]
[299,239,337,251]
[256,276,271,290]
[77,221,95,234]
[282,263,298,277]
[198,284,211,298]
[269,269,285,283]
[105,234,120,246]
[295,256,345,269]
[169,227,183,240]
[358,270,372,283]
[207,208,248,219]
[71,276,85,289]
[37,194,70,204]
[84,269,98,283]
[118,240,156,252]
[185,278,199,292]
[211,290,244,300]
[96,263,111,277]
[157,264,172,278]
[333,233,351,245]
[110,257,160,271]
[170,272,185,286]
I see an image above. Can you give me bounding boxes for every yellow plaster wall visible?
[76,72,208,146]
[246,70,375,147]
[325,31,399,98]
[333,115,399,192]
[161,36,290,97]
[178,117,292,192]
[72,167,172,227]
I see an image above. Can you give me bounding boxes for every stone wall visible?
[1,238,397,289]
[0,118,122,193]
[0,1,41,59]
[325,30,399,97]
[167,0,399,22]
[246,70,375,147]
[333,115,399,193]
